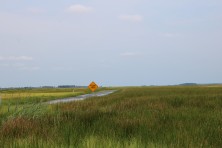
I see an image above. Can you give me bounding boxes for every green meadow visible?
[0,86,222,147]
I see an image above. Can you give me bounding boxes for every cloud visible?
[27,8,45,14]
[162,33,179,38]
[13,63,40,71]
[120,52,140,57]
[0,56,33,61]
[0,63,10,67]
[19,66,40,71]
[118,15,143,22]
[66,4,93,14]
[0,12,70,35]
[52,66,74,71]
[163,33,175,38]
[0,62,40,71]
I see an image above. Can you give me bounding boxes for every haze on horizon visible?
[0,0,222,87]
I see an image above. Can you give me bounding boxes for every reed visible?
[0,86,222,147]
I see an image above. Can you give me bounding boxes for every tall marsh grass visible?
[0,86,222,147]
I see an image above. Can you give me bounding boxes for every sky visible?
[0,0,222,87]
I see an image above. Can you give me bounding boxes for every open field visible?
[0,86,222,147]
[0,88,91,100]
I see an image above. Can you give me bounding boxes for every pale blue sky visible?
[0,0,222,87]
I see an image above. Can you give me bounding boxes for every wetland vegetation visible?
[0,86,222,147]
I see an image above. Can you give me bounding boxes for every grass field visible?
[0,86,222,147]
[0,87,90,100]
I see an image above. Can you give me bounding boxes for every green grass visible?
[0,86,222,147]
[0,88,90,101]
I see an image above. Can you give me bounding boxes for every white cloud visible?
[0,62,40,71]
[66,4,93,14]
[19,66,40,71]
[162,33,179,38]
[0,63,10,67]
[118,15,143,22]
[120,52,140,57]
[13,63,40,71]
[52,66,74,71]
[163,33,175,38]
[0,56,33,61]
[0,12,69,35]
[27,8,45,14]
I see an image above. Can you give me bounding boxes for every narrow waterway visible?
[47,90,116,104]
